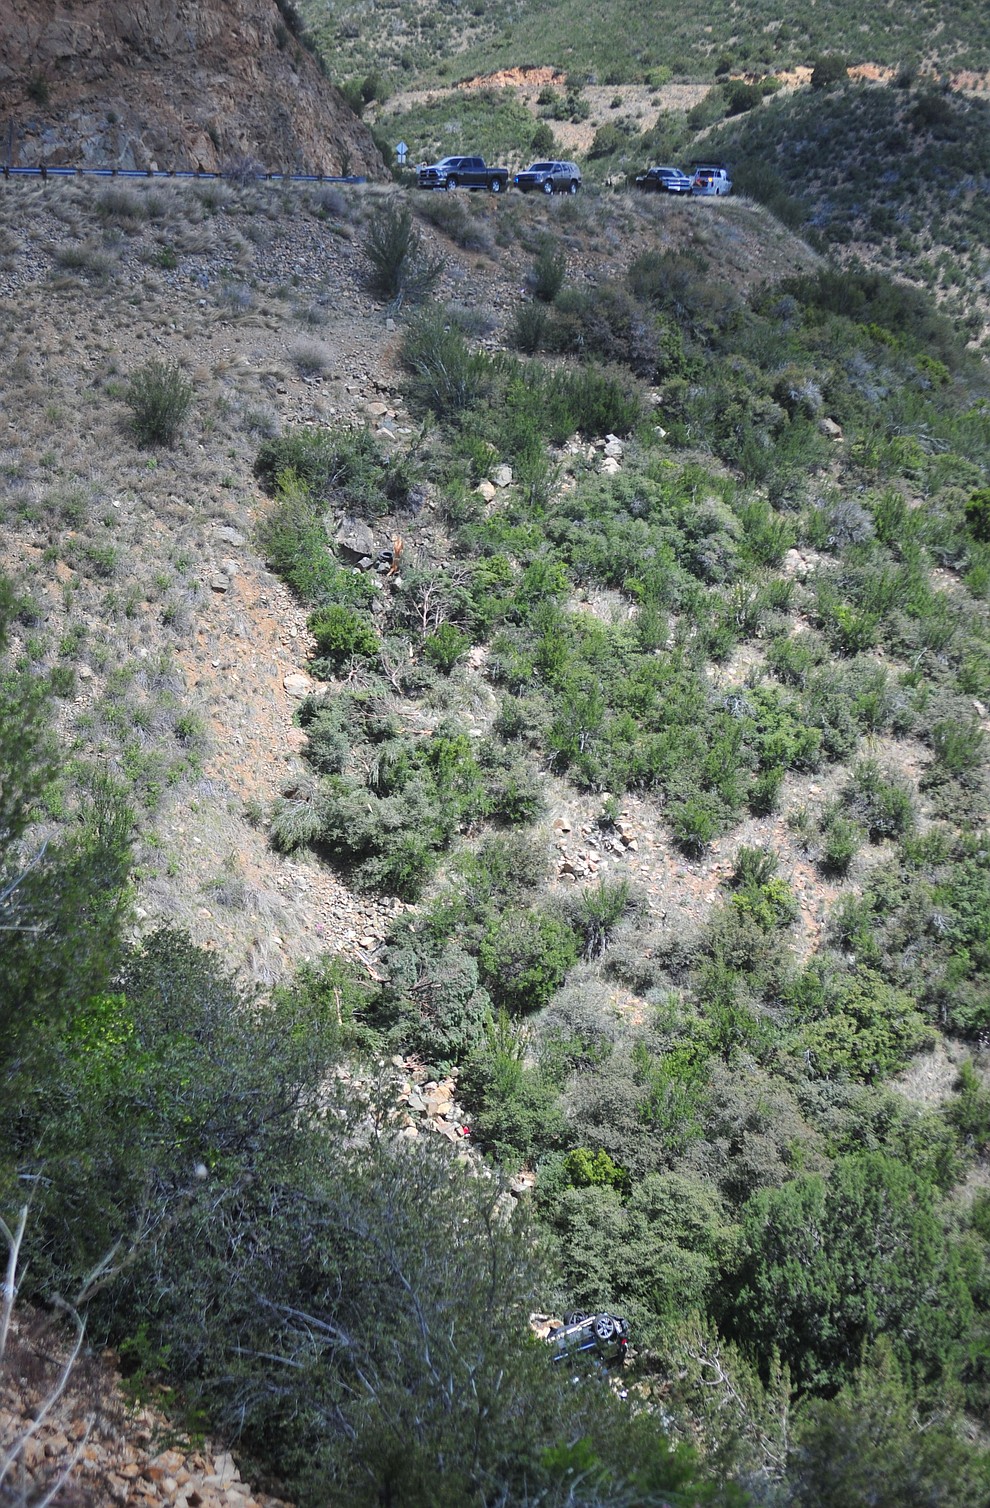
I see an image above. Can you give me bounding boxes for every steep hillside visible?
[0,177,817,977]
[4,164,990,1505]
[707,77,990,344]
[0,0,386,175]
[301,0,990,89]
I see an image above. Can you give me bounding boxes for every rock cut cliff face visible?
[0,0,385,177]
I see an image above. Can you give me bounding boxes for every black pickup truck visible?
[416,156,509,193]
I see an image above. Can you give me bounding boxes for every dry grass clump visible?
[291,339,334,376]
[51,240,118,283]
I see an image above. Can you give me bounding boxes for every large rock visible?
[0,0,387,176]
[335,518,375,559]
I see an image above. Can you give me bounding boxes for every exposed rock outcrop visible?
[0,0,386,176]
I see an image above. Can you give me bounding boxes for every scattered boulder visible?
[335,518,376,558]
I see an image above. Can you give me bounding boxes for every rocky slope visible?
[0,0,385,176]
[0,175,820,979]
[1,1304,293,1508]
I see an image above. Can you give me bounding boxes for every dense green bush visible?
[541,284,662,378]
[255,425,415,513]
[544,1172,736,1341]
[722,79,763,116]
[401,312,643,451]
[840,760,916,842]
[788,963,933,1081]
[376,929,492,1066]
[402,307,494,415]
[479,908,578,1012]
[270,717,543,900]
[308,603,380,665]
[965,486,990,543]
[810,54,849,90]
[787,1339,990,1508]
[258,480,379,605]
[726,1152,974,1394]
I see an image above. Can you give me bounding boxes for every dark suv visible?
[546,1311,629,1366]
[513,161,582,195]
[635,165,693,195]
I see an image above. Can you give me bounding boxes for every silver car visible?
[513,161,582,195]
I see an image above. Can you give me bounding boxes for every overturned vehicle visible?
[546,1311,630,1367]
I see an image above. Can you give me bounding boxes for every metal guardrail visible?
[1,165,367,183]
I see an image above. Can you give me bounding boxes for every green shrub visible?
[257,479,380,606]
[512,302,549,355]
[479,908,578,1012]
[670,797,720,857]
[363,198,444,306]
[377,931,492,1067]
[401,308,492,415]
[728,1152,973,1395]
[571,877,638,960]
[722,79,763,116]
[413,192,494,254]
[749,765,785,815]
[308,605,379,665]
[965,487,990,543]
[842,760,916,842]
[461,1012,568,1163]
[532,237,567,304]
[544,284,661,378]
[819,813,863,876]
[560,1146,630,1193]
[587,122,630,158]
[793,966,933,1082]
[255,426,414,513]
[947,1059,990,1150]
[124,359,193,447]
[423,622,470,673]
[810,55,849,90]
[26,70,51,105]
[547,365,642,439]
[927,719,986,782]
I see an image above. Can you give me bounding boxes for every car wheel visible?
[490,178,502,193]
[562,1312,587,1326]
[543,179,554,195]
[594,1315,616,1341]
[568,180,578,195]
[446,176,458,190]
